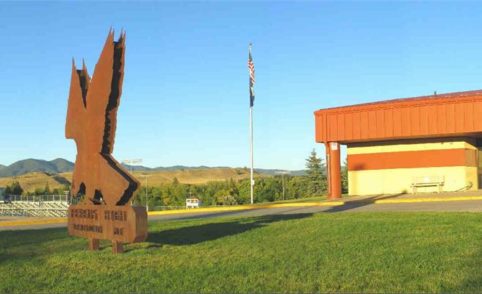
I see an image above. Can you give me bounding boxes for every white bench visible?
[411,176,444,193]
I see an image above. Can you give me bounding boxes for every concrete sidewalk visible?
[342,191,482,204]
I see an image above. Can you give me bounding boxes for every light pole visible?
[122,159,143,174]
[122,159,143,205]
[143,174,150,212]
[275,171,290,201]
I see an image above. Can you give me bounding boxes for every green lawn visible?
[0,212,481,293]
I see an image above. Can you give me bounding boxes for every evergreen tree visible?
[305,149,326,196]
[44,182,51,195]
[341,158,348,194]
[5,180,23,196]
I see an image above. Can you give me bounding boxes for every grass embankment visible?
[0,213,481,293]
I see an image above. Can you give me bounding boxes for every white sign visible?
[330,142,338,151]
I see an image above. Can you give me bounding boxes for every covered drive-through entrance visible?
[315,90,482,199]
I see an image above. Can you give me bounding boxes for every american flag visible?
[248,44,255,107]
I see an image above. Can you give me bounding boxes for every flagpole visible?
[250,104,254,204]
[248,42,255,205]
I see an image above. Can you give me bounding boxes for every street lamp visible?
[122,159,143,174]
[122,159,143,206]
[143,174,150,212]
[275,171,290,200]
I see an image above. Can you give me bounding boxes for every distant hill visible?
[0,158,74,177]
[0,167,307,193]
[0,168,256,193]
[0,172,71,193]
[0,158,312,192]
[121,164,232,172]
[255,168,307,176]
[60,167,257,187]
[0,158,308,179]
[49,158,74,173]
[122,165,308,176]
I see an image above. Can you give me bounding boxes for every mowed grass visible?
[0,212,481,293]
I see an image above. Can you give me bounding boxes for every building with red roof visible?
[314,90,482,198]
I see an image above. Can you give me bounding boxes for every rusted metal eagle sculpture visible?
[66,30,139,206]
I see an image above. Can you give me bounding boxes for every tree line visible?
[131,149,340,208]
[3,150,349,207]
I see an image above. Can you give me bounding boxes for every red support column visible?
[325,143,331,196]
[326,142,341,199]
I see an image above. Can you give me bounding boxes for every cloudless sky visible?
[2,1,482,170]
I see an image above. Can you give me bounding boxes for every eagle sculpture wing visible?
[66,30,139,206]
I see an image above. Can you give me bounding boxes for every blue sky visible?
[1,2,482,170]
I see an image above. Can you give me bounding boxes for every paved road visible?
[1,199,481,231]
[153,199,482,221]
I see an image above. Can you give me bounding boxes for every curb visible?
[148,201,345,216]
[374,196,482,204]
[0,217,67,227]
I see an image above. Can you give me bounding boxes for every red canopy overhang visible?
[314,90,482,144]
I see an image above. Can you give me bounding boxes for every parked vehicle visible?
[185,198,201,209]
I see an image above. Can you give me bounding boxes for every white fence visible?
[0,195,70,217]
[0,196,228,217]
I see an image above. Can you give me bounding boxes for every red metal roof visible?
[314,90,482,143]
